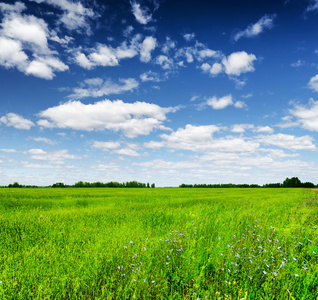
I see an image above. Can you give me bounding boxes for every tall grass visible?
[0,188,317,299]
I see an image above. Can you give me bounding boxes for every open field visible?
[0,188,317,299]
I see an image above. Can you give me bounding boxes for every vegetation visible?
[0,187,317,299]
[180,177,317,188]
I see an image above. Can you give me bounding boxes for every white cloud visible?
[158,124,260,154]
[204,95,245,110]
[130,1,152,25]
[162,37,176,54]
[255,126,274,134]
[0,2,26,13]
[308,74,318,92]
[113,148,140,157]
[233,100,246,109]
[30,137,57,145]
[37,99,178,138]
[257,133,316,151]
[92,141,121,151]
[289,99,318,131]
[140,71,161,82]
[234,14,276,41]
[28,148,80,164]
[231,124,254,133]
[155,55,174,69]
[140,36,157,62]
[69,78,139,99]
[0,37,28,70]
[1,14,50,54]
[30,0,96,33]
[183,33,195,41]
[222,51,257,76]
[0,7,69,79]
[0,113,34,130]
[206,95,234,110]
[75,35,153,69]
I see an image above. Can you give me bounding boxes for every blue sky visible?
[1,0,318,186]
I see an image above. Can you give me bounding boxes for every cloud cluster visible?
[130,1,153,25]
[69,77,139,99]
[75,35,157,69]
[30,0,96,34]
[234,14,276,41]
[37,99,178,138]
[0,113,34,130]
[205,94,246,110]
[200,51,257,77]
[289,99,318,132]
[0,2,69,79]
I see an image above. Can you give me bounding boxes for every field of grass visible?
[0,187,317,299]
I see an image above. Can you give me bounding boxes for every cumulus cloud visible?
[157,124,260,153]
[30,0,96,34]
[30,137,57,145]
[155,55,174,69]
[27,148,80,164]
[204,95,246,110]
[140,36,157,62]
[92,141,121,151]
[234,14,276,41]
[222,51,257,76]
[37,99,178,138]
[74,35,155,69]
[257,133,316,151]
[289,99,318,132]
[130,1,153,25]
[0,3,69,79]
[140,70,161,82]
[308,74,318,92]
[183,33,195,41]
[0,113,34,130]
[69,78,139,99]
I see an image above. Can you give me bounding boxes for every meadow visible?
[0,187,317,299]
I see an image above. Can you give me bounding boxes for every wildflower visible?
[273,272,277,276]
[122,274,125,276]
[295,274,299,277]
[130,240,133,244]
[117,266,120,269]
[313,251,316,254]
[293,257,297,261]
[143,247,146,250]
[143,279,146,282]
[218,236,221,241]
[220,253,223,256]
[0,281,2,284]
[263,270,267,275]
[124,246,127,249]
[248,276,252,280]
[151,280,155,283]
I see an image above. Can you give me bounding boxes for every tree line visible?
[2,181,155,188]
[179,177,317,188]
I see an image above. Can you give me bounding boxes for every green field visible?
[0,188,317,299]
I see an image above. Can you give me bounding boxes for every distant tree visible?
[151,183,155,188]
[52,182,66,188]
[8,182,22,188]
[283,177,302,188]
[147,182,150,188]
[302,181,315,188]
[74,181,85,187]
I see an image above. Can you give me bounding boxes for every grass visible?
[0,187,317,299]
